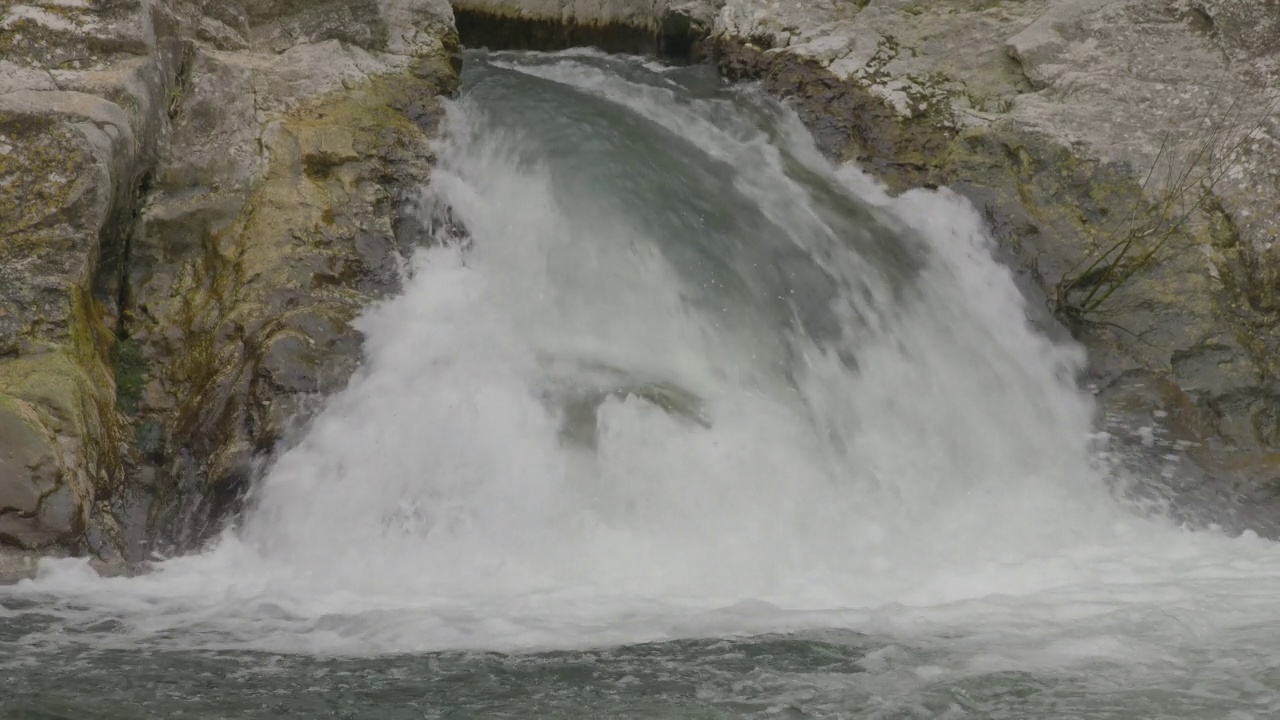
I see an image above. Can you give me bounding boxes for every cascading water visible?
[6,50,1280,718]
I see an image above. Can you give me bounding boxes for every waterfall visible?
[8,51,1280,660]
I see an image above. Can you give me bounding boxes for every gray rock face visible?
[0,0,182,554]
[132,42,453,551]
[0,0,460,558]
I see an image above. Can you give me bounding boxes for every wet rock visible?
[0,549,41,583]
[0,0,460,557]
[452,0,721,58]
[537,358,711,450]
[129,15,459,551]
[0,549,151,582]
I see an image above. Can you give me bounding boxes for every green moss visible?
[0,114,90,246]
[900,72,958,127]
[69,286,129,491]
[112,338,145,415]
[0,16,97,68]
[1203,193,1242,249]
[69,287,114,369]
[0,282,128,537]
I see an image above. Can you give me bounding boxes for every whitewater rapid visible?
[8,51,1280,668]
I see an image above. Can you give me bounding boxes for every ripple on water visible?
[4,626,1280,718]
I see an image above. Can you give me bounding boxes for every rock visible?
[127,2,459,553]
[452,0,721,57]
[0,548,151,582]
[0,0,460,557]
[133,50,450,549]
[0,0,182,553]
[0,549,41,583]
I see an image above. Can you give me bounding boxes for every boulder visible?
[129,0,460,553]
[132,43,453,550]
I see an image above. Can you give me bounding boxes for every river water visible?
[5,50,1280,719]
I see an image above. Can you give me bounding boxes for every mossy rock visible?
[0,286,128,551]
[714,39,956,193]
[124,66,448,552]
[0,2,154,70]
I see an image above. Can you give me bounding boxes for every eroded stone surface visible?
[128,1,458,552]
[133,53,447,549]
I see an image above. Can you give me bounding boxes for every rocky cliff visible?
[0,0,460,562]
